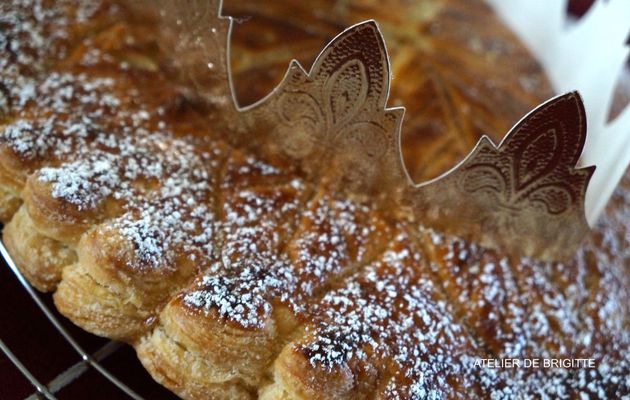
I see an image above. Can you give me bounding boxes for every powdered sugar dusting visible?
[0,1,628,398]
[183,258,296,329]
[181,188,388,330]
[110,142,224,269]
[300,230,482,398]
[182,171,307,328]
[8,72,141,160]
[422,227,629,398]
[0,0,112,115]
[39,154,120,210]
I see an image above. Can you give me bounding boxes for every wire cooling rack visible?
[0,238,177,399]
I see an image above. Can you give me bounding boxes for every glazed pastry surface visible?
[0,1,628,399]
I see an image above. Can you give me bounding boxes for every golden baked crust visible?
[261,171,630,399]
[0,187,21,224]
[3,207,76,291]
[0,1,628,399]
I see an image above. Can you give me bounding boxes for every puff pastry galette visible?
[0,0,627,399]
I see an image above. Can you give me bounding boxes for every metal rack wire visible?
[0,240,144,400]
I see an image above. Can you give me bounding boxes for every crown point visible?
[410,92,594,261]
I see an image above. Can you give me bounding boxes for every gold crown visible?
[149,0,593,261]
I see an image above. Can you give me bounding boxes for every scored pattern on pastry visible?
[0,1,628,399]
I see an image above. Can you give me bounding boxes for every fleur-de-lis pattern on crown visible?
[408,92,594,261]
[240,21,406,194]
[153,2,594,261]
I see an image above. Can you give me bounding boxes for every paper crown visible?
[149,0,612,262]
